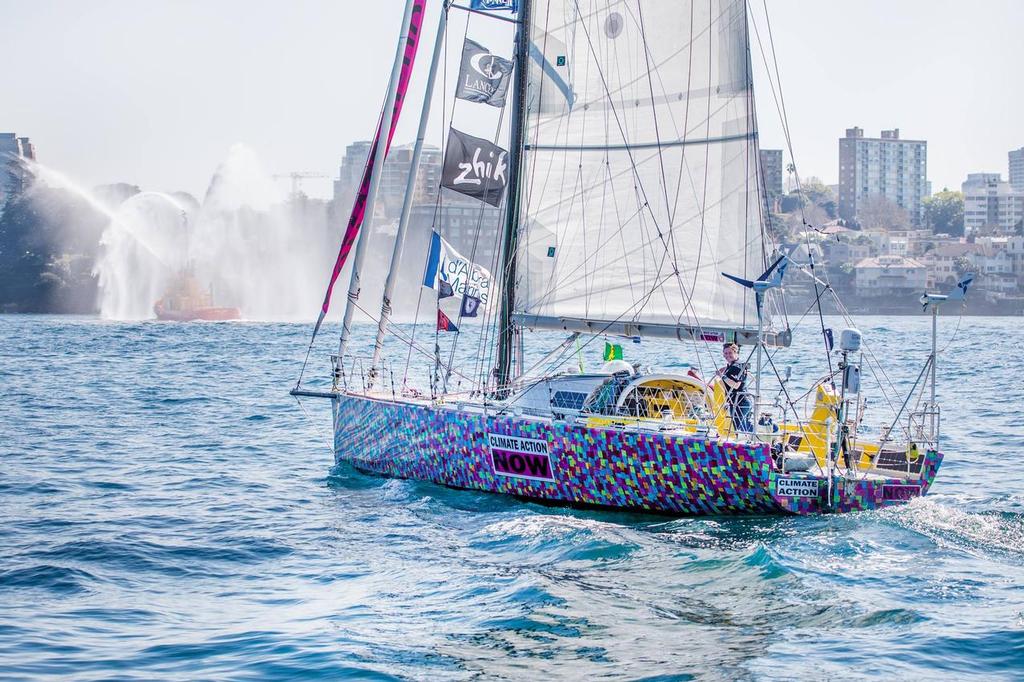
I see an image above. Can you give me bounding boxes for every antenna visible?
[919,273,973,444]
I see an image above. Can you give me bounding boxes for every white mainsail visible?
[513,0,776,340]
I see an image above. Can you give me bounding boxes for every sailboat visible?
[293,0,961,515]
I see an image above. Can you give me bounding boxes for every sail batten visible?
[514,0,770,337]
[525,131,755,152]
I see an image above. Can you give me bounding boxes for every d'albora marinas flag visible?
[422,230,493,307]
[441,128,509,207]
[455,39,514,108]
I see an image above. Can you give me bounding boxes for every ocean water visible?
[1,314,1022,680]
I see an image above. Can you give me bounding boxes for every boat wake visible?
[889,497,1024,560]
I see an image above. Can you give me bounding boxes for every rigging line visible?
[525,99,743,218]
[669,0,696,228]
[569,0,671,277]
[521,0,555,233]
[295,335,317,390]
[531,282,690,387]
[537,4,741,381]
[531,219,769,315]
[808,287,902,422]
[609,158,642,318]
[348,296,476,386]
[636,1,689,314]
[529,178,770,302]
[292,394,337,456]
[517,332,580,381]
[472,163,513,392]
[404,178,445,386]
[437,9,478,394]
[749,0,832,380]
[502,269,681,410]
[617,1,724,321]
[297,71,395,389]
[480,182,511,392]
[577,36,603,321]
[443,103,509,387]
[939,304,965,354]
[531,0,734,131]
[615,0,738,233]
[742,0,757,330]
[405,6,452,388]
[652,0,720,381]
[626,2,724,372]
[825,288,906,420]
[762,344,810,438]
[603,14,644,320]
[775,259,906,420]
[519,1,580,342]
[473,124,514,393]
[403,1,452,382]
[743,15,774,282]
[688,0,713,312]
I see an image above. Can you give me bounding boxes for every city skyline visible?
[2,0,1022,199]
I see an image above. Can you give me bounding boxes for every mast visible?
[368,3,449,388]
[494,0,531,399]
[337,0,418,362]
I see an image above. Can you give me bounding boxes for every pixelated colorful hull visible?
[332,393,943,515]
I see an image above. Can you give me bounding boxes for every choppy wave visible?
[1,316,1023,679]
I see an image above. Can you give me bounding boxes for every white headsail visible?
[512,0,781,343]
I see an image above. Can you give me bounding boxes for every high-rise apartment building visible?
[838,127,927,227]
[0,133,36,205]
[332,141,441,221]
[758,149,783,199]
[962,172,1024,235]
[1009,147,1024,193]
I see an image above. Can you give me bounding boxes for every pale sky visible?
[2,0,1021,199]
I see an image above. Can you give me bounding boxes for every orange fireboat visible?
[154,267,240,321]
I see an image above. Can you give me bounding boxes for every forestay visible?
[514,0,773,337]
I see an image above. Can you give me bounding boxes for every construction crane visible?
[272,171,331,198]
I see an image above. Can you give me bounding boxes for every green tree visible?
[0,186,104,313]
[801,177,837,218]
[857,195,910,230]
[922,189,964,236]
[779,192,803,213]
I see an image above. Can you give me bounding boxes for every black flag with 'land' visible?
[440,128,509,207]
[455,39,514,107]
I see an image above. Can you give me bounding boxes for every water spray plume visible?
[27,147,351,321]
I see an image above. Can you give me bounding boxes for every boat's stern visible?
[768,449,943,514]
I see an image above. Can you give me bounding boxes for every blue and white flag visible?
[470,0,517,11]
[460,294,482,318]
[422,230,493,307]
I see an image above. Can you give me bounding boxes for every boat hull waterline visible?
[332,394,942,516]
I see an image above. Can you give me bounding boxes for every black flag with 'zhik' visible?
[441,128,509,207]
